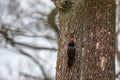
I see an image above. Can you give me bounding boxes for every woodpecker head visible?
[69,33,75,42]
[70,38,74,42]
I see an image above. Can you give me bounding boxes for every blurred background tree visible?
[0,0,120,80]
[0,0,58,80]
[116,0,120,79]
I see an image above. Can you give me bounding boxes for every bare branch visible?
[17,34,56,40]
[0,26,57,51]
[19,72,41,79]
[14,41,57,51]
[48,8,59,33]
[116,72,120,78]
[16,47,50,80]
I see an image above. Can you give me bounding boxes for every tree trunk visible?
[53,0,116,80]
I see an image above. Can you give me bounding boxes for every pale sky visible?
[0,0,57,80]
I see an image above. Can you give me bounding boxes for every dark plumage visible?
[67,41,76,68]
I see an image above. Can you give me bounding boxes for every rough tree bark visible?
[52,0,116,80]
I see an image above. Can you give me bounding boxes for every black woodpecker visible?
[67,35,76,68]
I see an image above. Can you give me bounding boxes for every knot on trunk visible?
[51,0,74,11]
